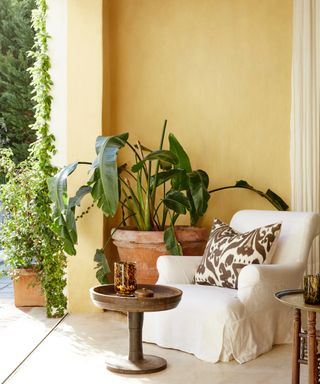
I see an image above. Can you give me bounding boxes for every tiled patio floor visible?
[0,258,309,384]
[0,302,309,384]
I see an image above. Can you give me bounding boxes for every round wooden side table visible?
[275,289,320,384]
[90,284,182,374]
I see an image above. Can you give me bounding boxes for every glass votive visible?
[114,261,137,296]
[303,274,320,305]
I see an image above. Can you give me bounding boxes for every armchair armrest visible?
[156,255,202,284]
[237,262,305,310]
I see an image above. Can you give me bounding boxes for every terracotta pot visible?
[13,269,45,307]
[112,226,209,284]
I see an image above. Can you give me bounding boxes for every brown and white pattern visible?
[194,218,282,289]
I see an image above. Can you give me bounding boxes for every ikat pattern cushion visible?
[194,218,282,289]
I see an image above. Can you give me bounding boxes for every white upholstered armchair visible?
[143,210,320,363]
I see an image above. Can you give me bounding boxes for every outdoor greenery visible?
[49,121,288,284]
[0,0,36,164]
[0,0,66,318]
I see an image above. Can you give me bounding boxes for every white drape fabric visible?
[291,0,320,273]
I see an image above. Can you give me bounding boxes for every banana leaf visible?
[90,133,128,217]
[48,161,79,213]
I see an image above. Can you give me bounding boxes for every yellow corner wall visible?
[103,0,292,227]
[65,0,292,312]
[67,0,103,312]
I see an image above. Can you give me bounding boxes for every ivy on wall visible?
[28,0,67,318]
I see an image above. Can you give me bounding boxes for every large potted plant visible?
[0,151,45,307]
[0,150,44,307]
[49,121,288,284]
[0,149,66,314]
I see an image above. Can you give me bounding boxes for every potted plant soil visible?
[48,121,288,284]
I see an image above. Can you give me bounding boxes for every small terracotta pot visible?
[112,226,209,284]
[13,269,45,307]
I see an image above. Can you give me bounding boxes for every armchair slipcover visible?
[143,210,320,363]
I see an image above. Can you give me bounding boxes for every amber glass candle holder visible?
[114,261,137,296]
[303,274,320,305]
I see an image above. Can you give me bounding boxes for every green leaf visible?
[56,215,76,256]
[266,189,289,211]
[68,185,92,209]
[65,207,77,244]
[168,133,192,173]
[169,133,192,190]
[209,180,289,211]
[150,169,184,188]
[131,150,178,173]
[235,180,253,189]
[186,190,199,225]
[47,161,79,213]
[164,225,183,255]
[94,132,128,157]
[90,133,128,217]
[159,160,173,171]
[96,269,109,284]
[188,170,210,218]
[163,190,190,214]
[94,248,111,284]
[47,162,81,255]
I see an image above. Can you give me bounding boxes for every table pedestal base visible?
[90,284,182,375]
[106,354,167,374]
[106,312,167,374]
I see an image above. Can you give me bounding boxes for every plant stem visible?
[78,161,92,166]
[144,161,152,230]
[150,120,167,210]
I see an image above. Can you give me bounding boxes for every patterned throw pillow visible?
[194,218,282,289]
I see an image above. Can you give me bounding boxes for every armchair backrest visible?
[230,210,320,265]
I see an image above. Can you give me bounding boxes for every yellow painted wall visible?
[65,0,292,312]
[103,0,292,228]
[67,0,103,312]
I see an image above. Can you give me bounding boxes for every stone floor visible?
[0,259,14,306]
[0,258,309,384]
[0,302,309,384]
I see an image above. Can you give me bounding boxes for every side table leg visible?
[105,311,167,374]
[307,311,317,384]
[292,308,301,384]
[128,312,144,362]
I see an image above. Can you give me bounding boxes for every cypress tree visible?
[0,0,36,164]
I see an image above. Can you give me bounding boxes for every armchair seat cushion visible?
[143,283,276,363]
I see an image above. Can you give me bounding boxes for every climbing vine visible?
[28,0,66,317]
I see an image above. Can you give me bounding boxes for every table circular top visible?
[275,289,320,312]
[89,284,182,313]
